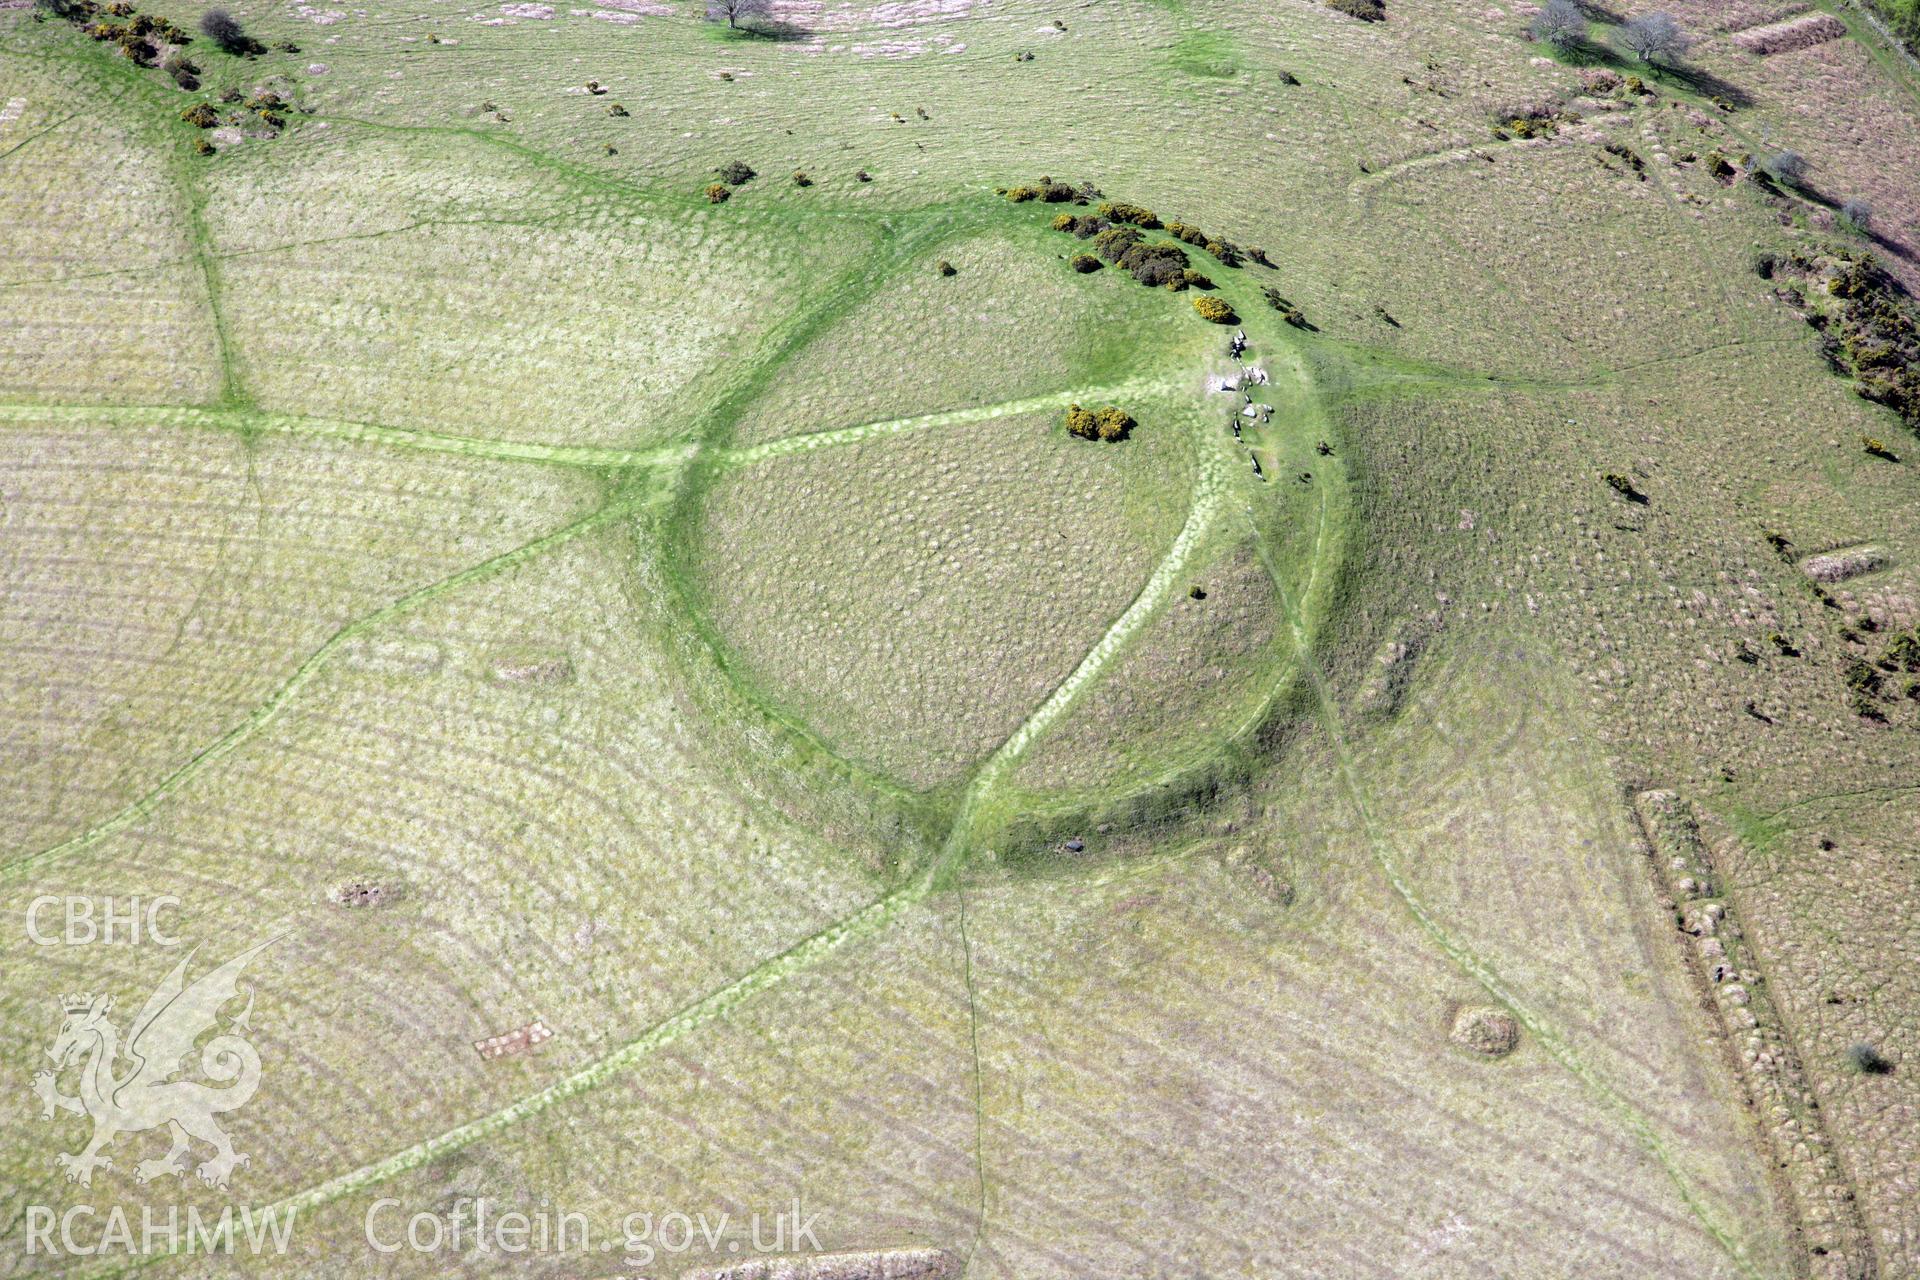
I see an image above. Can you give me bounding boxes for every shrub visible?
[1181,269,1215,290]
[1263,286,1307,327]
[1070,254,1101,273]
[1039,180,1076,202]
[1530,0,1586,49]
[1093,225,1144,262]
[716,160,755,185]
[1883,630,1920,672]
[180,102,219,127]
[1327,0,1384,20]
[1757,149,1808,188]
[1847,1042,1893,1074]
[1055,213,1108,238]
[704,183,731,203]
[1603,472,1645,502]
[1065,404,1134,442]
[1130,256,1186,287]
[855,169,872,182]
[936,259,956,276]
[1193,295,1235,323]
[199,7,256,53]
[608,103,628,117]
[1840,198,1873,232]
[1704,151,1735,180]
[1120,241,1189,286]
[164,55,200,89]
[1097,201,1160,228]
[792,170,812,187]
[1618,12,1689,64]
[193,136,215,155]
[1205,239,1243,267]
[1006,185,1041,202]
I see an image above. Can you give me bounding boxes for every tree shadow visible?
[1789,186,1918,267]
[1653,60,1755,110]
[719,17,815,42]
[1543,27,1757,109]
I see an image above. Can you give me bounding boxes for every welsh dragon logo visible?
[33,939,276,1189]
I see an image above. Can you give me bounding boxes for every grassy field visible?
[5,0,1920,1273]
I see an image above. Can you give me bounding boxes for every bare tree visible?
[1530,0,1587,49]
[706,0,770,28]
[1618,11,1690,64]
[1758,149,1808,187]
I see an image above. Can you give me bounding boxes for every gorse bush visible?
[1097,201,1160,228]
[1064,404,1135,442]
[1205,239,1243,267]
[704,183,731,203]
[1118,240,1190,287]
[1193,295,1235,323]
[716,160,755,185]
[1327,0,1385,20]
[1093,225,1145,263]
[1070,254,1101,273]
[181,102,219,127]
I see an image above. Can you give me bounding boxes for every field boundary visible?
[1633,789,1877,1279]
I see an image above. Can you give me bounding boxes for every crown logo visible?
[61,993,94,1014]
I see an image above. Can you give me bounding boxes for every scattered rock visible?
[488,654,574,685]
[475,1018,553,1060]
[1803,546,1888,584]
[1450,1005,1519,1056]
